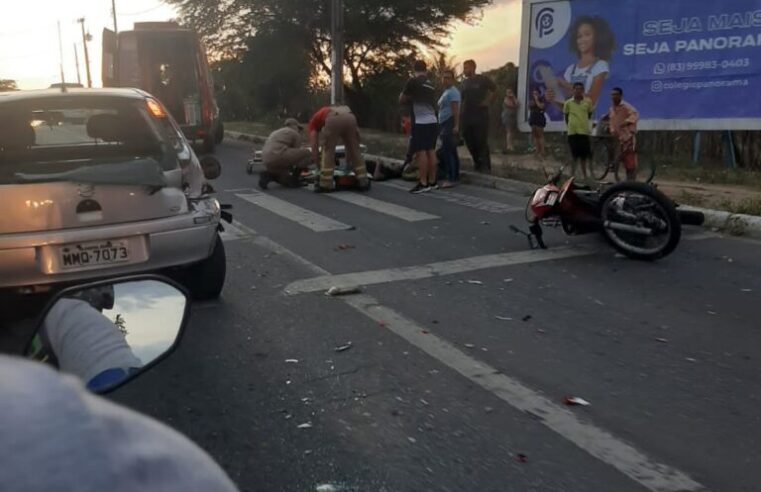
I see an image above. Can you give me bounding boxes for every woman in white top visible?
[550,16,616,107]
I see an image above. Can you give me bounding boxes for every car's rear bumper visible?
[0,208,219,289]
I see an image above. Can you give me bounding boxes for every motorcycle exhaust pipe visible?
[604,221,654,235]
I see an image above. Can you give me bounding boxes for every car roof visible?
[0,88,151,104]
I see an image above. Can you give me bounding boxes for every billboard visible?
[518,0,761,131]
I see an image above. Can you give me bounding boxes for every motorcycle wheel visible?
[599,182,681,261]
[591,138,613,181]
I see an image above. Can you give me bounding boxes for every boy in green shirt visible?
[563,82,594,179]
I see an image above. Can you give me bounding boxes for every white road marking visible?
[284,246,597,294]
[343,294,704,492]
[236,191,353,232]
[230,218,706,492]
[379,180,523,214]
[325,192,439,222]
[219,221,250,242]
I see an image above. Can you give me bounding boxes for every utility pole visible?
[57,21,66,88]
[73,43,82,85]
[330,0,344,105]
[111,0,118,34]
[77,17,92,88]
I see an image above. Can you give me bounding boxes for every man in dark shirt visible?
[400,60,439,193]
[460,59,497,173]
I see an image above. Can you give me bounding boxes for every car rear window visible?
[0,96,176,183]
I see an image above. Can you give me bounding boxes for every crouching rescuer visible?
[308,105,370,193]
[259,118,312,190]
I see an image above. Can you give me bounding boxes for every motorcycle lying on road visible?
[518,169,705,261]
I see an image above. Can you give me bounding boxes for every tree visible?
[0,79,18,92]
[166,0,491,92]
[114,314,128,336]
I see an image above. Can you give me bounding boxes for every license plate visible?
[59,239,130,270]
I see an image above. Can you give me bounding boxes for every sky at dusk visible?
[0,1,522,90]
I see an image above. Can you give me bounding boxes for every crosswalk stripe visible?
[236,192,353,232]
[219,221,250,242]
[325,192,440,222]
[378,181,523,214]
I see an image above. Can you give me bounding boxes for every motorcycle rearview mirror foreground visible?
[25,275,190,394]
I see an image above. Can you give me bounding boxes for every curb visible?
[225,131,761,239]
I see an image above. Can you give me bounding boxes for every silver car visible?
[0,88,226,300]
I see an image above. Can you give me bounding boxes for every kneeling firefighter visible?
[307,105,370,192]
[259,118,312,190]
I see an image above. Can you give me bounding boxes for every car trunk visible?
[0,96,187,235]
[0,178,187,235]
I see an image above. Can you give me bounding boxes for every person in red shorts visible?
[608,87,640,181]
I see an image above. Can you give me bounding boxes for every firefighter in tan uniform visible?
[307,106,370,192]
[259,118,312,190]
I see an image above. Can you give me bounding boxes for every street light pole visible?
[57,21,66,88]
[73,43,82,85]
[78,17,93,88]
[111,0,118,34]
[330,0,344,105]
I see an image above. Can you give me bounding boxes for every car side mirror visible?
[200,155,222,180]
[25,275,190,394]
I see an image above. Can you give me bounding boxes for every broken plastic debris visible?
[495,316,513,321]
[467,280,483,285]
[481,221,490,225]
[741,288,753,292]
[516,453,528,463]
[464,343,476,349]
[325,286,361,296]
[315,485,340,492]
[685,357,697,363]
[522,315,533,322]
[707,311,718,315]
[564,396,591,406]
[503,278,514,283]
[334,342,353,353]
[285,359,299,364]
[655,337,669,343]
[297,422,313,429]
[335,244,356,251]
[484,406,494,414]
[407,437,417,444]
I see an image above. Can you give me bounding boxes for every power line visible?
[118,4,165,17]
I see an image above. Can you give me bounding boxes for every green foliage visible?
[0,79,18,92]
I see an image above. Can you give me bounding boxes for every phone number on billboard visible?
[659,59,751,74]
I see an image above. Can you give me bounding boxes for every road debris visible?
[484,406,494,414]
[379,321,388,328]
[516,453,529,463]
[495,316,513,321]
[685,357,697,363]
[655,337,669,344]
[522,315,533,322]
[707,311,718,315]
[297,422,313,429]
[285,359,299,364]
[421,329,430,334]
[325,286,361,296]
[481,221,490,225]
[564,396,591,406]
[408,437,417,444]
[503,278,514,283]
[464,343,476,349]
[334,342,353,353]
[304,450,313,455]
[741,288,753,292]
[536,329,546,334]
[335,244,356,251]
[467,280,484,285]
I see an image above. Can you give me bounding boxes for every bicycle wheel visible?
[590,138,612,181]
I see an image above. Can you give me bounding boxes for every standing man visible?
[563,82,594,179]
[608,87,640,181]
[438,69,461,188]
[460,59,497,173]
[400,60,439,194]
[307,105,370,193]
[259,118,312,190]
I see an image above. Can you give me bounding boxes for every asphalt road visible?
[114,140,761,492]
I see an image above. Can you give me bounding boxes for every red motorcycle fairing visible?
[529,183,561,220]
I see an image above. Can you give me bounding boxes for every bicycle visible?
[590,120,656,184]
